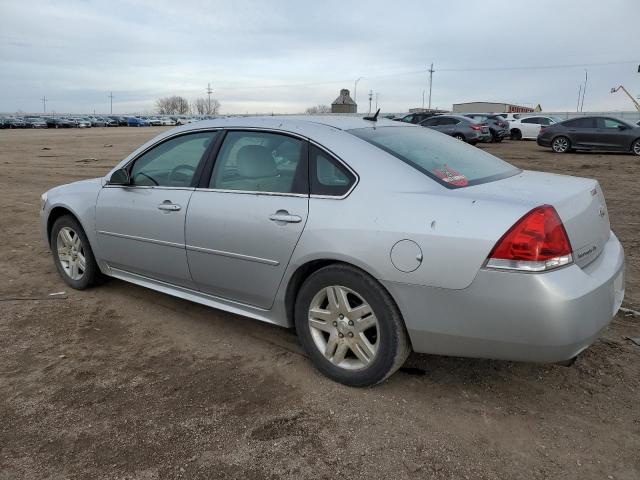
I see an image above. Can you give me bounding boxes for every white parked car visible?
[160,117,176,126]
[509,116,562,140]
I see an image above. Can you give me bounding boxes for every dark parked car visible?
[420,114,491,145]
[24,117,48,128]
[6,118,27,128]
[46,117,76,128]
[127,116,148,127]
[0,118,9,129]
[395,112,438,124]
[464,114,509,142]
[537,116,640,156]
[108,116,128,126]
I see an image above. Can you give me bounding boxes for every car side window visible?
[539,117,551,126]
[602,118,625,129]
[130,131,217,187]
[402,115,414,123]
[565,118,596,128]
[210,131,306,194]
[522,117,539,124]
[421,118,438,126]
[310,145,355,197]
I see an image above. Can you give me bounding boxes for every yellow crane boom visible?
[611,85,640,112]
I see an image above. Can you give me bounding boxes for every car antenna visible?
[363,108,380,122]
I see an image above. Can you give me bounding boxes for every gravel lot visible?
[1,127,638,479]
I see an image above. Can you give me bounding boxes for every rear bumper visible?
[537,136,552,147]
[383,231,624,363]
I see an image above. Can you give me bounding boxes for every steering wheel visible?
[168,164,196,186]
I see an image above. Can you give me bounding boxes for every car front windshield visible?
[348,126,520,189]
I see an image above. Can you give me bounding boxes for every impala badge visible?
[599,206,606,218]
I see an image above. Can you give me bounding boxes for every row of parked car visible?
[392,112,510,145]
[0,115,211,129]
[392,111,640,155]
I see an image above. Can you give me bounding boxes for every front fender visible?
[42,178,103,263]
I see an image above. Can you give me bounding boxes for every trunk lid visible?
[463,170,611,267]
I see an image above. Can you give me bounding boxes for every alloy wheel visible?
[633,140,640,156]
[307,285,379,370]
[552,137,569,153]
[56,227,86,280]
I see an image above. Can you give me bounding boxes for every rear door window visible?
[349,126,519,189]
[564,118,597,128]
[210,131,307,194]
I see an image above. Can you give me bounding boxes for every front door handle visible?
[269,211,302,223]
[158,202,181,211]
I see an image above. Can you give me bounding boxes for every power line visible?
[208,60,637,92]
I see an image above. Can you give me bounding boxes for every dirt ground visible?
[1,127,638,480]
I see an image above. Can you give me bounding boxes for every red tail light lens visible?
[470,124,482,131]
[486,205,573,272]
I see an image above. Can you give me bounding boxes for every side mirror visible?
[617,124,627,131]
[108,168,130,185]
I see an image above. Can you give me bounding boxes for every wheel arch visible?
[283,258,405,332]
[46,206,84,247]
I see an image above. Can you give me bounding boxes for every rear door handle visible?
[158,203,181,211]
[269,211,302,223]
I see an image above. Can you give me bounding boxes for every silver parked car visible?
[40,116,625,386]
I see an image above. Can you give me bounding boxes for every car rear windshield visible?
[348,126,520,189]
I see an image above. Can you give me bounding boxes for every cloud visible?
[0,0,638,114]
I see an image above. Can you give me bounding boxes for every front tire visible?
[453,133,466,142]
[552,136,571,153]
[294,264,410,387]
[510,129,522,140]
[50,215,102,289]
[632,139,640,156]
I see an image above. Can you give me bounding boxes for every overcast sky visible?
[1,0,639,114]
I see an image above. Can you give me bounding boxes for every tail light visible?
[539,126,546,134]
[470,124,482,131]
[486,205,573,272]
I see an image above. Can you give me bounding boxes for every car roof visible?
[169,115,411,134]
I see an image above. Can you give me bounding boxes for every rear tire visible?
[632,139,640,156]
[294,264,410,387]
[453,133,465,142]
[552,136,571,153]
[50,215,102,290]
[510,129,522,140]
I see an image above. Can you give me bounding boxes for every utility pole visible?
[428,63,435,110]
[354,77,363,112]
[108,92,114,114]
[576,84,582,112]
[206,82,213,114]
[375,92,379,111]
[41,96,47,113]
[422,90,425,109]
[580,69,588,112]
[368,90,373,115]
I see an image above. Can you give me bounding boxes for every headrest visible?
[237,145,277,178]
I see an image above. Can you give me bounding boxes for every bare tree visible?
[192,97,221,115]
[156,96,191,115]
[305,104,331,114]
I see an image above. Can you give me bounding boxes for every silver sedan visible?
[40,116,625,386]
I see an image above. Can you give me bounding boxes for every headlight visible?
[40,192,48,210]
